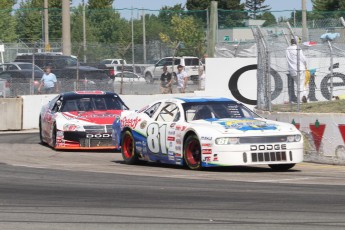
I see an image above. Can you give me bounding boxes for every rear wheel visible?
[184,135,202,170]
[269,163,295,171]
[121,130,139,164]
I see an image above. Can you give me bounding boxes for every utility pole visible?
[131,6,135,65]
[302,0,307,42]
[62,0,71,55]
[44,0,49,51]
[142,9,146,64]
[207,1,217,57]
[82,0,87,63]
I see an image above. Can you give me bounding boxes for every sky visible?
[70,0,313,20]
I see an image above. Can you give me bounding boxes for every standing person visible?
[160,65,173,94]
[38,65,58,94]
[286,36,308,103]
[198,66,206,90]
[175,64,189,93]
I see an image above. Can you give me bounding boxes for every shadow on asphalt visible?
[112,160,301,173]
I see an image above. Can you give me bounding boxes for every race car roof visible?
[60,91,120,99]
[175,97,234,103]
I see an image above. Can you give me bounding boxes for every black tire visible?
[121,130,139,164]
[52,125,57,149]
[269,163,295,171]
[39,116,44,144]
[183,135,202,170]
[145,73,154,84]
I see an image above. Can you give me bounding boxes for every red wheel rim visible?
[123,134,133,159]
[186,139,200,166]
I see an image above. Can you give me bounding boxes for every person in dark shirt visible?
[160,65,173,94]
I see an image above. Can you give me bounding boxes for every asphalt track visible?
[0,132,345,230]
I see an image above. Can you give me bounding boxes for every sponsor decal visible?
[203,156,211,162]
[168,156,175,161]
[63,124,80,131]
[57,131,64,137]
[201,136,212,141]
[168,151,174,156]
[168,131,176,135]
[169,142,173,148]
[250,144,286,151]
[140,120,147,129]
[202,143,212,147]
[86,133,112,138]
[309,121,326,152]
[213,154,219,162]
[202,149,212,154]
[176,139,182,144]
[176,133,182,138]
[142,141,146,147]
[170,123,176,128]
[121,117,141,129]
[175,146,182,151]
[217,119,277,131]
[176,158,182,164]
[175,153,182,157]
[167,136,175,141]
[181,126,187,131]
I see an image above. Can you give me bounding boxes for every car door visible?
[149,102,181,164]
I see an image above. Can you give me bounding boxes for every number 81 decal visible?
[147,123,167,154]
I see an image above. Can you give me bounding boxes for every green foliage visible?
[258,12,276,26]
[245,0,271,19]
[0,0,17,42]
[159,15,205,57]
[311,0,345,19]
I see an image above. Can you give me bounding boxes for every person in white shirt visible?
[286,37,308,103]
[175,64,189,93]
[38,65,58,94]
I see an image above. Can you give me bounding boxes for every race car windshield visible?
[183,102,260,122]
[61,96,126,112]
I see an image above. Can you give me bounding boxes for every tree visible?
[186,0,247,28]
[158,4,185,25]
[0,0,17,42]
[311,0,345,19]
[245,0,271,19]
[159,15,205,57]
[258,11,276,26]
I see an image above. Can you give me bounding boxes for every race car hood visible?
[59,110,122,125]
[189,118,297,134]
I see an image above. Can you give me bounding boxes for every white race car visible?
[114,97,303,170]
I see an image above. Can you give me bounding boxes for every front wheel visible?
[269,163,295,171]
[39,117,44,144]
[51,125,57,149]
[121,130,139,164]
[145,73,154,84]
[184,135,202,170]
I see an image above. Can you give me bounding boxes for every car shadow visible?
[111,160,301,173]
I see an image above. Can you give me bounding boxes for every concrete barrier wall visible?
[257,110,345,165]
[0,98,22,130]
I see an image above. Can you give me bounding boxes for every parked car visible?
[98,59,127,69]
[0,69,44,95]
[15,53,108,80]
[0,62,43,72]
[143,56,202,84]
[110,71,145,82]
[114,97,303,170]
[39,91,129,150]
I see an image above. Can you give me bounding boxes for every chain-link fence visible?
[253,17,345,111]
